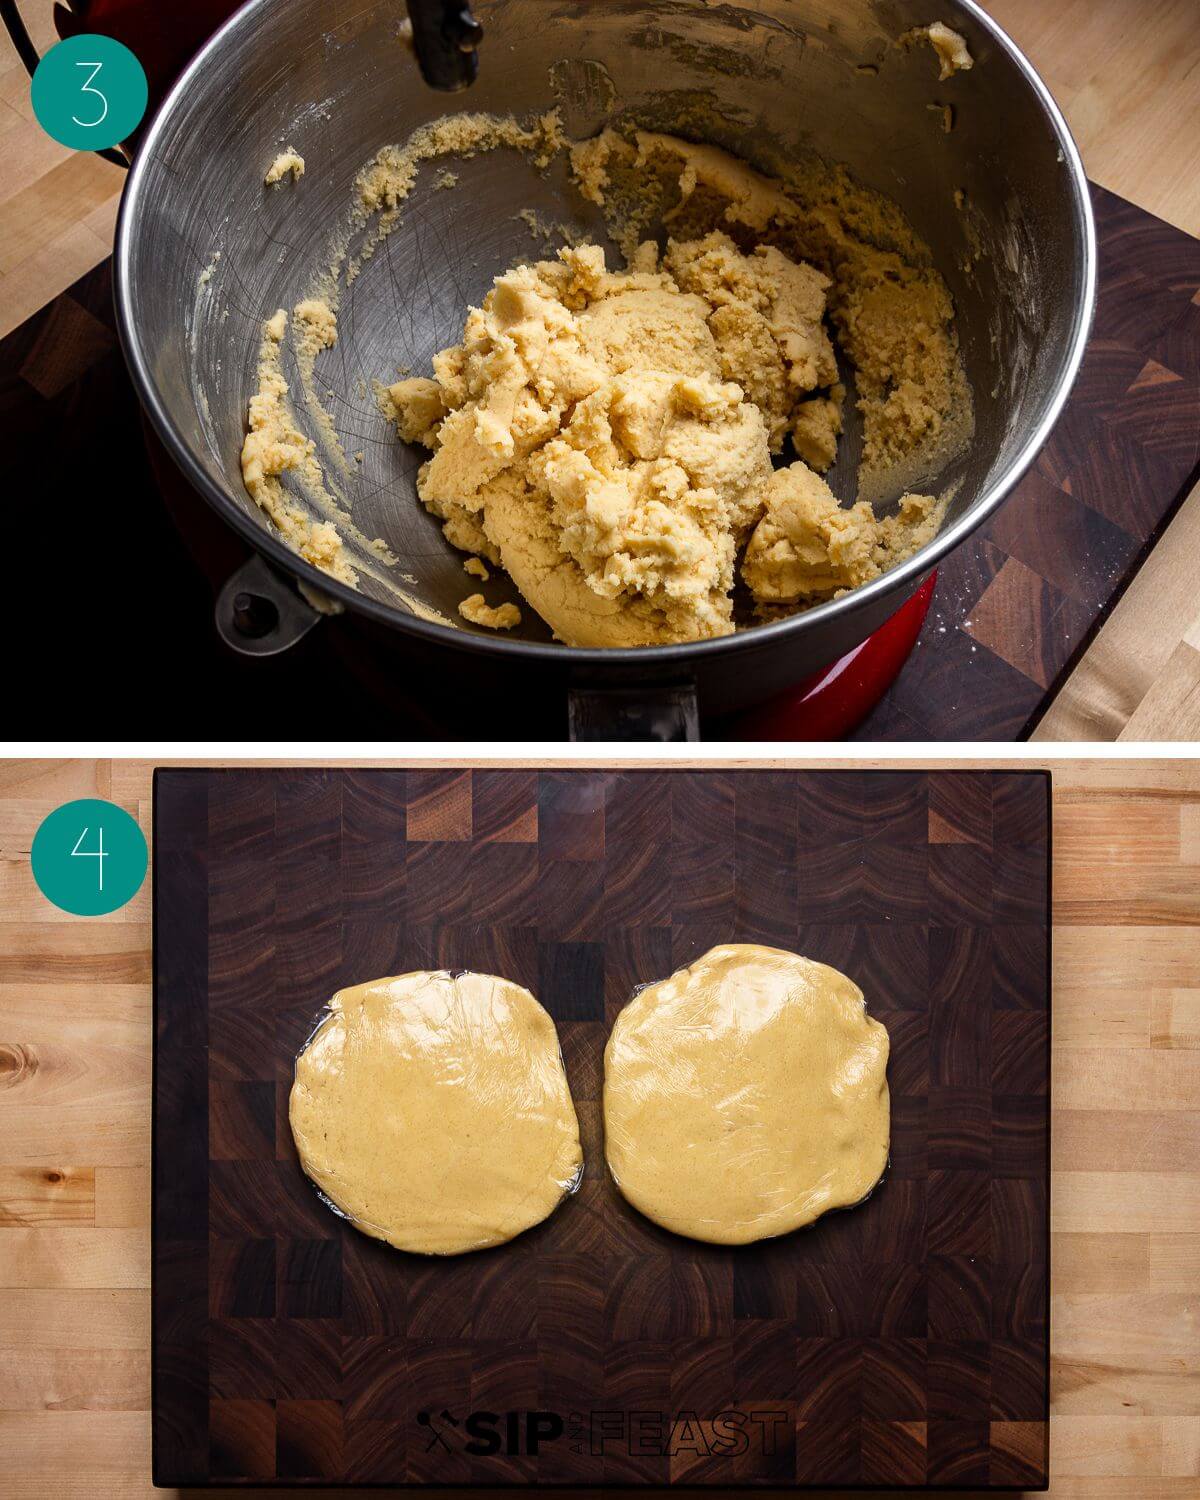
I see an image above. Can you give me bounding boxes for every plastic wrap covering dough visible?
[603,944,890,1245]
[290,971,583,1255]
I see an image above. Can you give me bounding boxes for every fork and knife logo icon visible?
[417,1409,460,1453]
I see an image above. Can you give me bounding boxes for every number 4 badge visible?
[32,799,147,916]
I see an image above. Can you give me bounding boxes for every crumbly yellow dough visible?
[391,238,792,646]
[570,130,970,494]
[383,126,967,643]
[387,234,833,645]
[742,464,943,604]
[791,385,845,472]
[459,593,521,629]
[265,148,305,185]
[356,111,565,221]
[243,112,969,637]
[392,227,949,643]
[603,944,890,1245]
[463,556,490,579]
[923,22,974,80]
[240,310,355,584]
[290,971,582,1255]
[293,298,337,352]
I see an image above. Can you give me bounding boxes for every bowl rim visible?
[114,0,1098,670]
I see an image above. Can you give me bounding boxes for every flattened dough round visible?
[603,944,889,1244]
[290,971,582,1255]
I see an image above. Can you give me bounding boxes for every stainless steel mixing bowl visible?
[114,0,1095,737]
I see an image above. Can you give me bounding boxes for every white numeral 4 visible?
[71,825,107,891]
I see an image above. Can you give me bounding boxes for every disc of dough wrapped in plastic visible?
[290,971,583,1255]
[603,944,889,1244]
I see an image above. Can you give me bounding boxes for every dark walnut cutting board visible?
[153,768,1051,1488]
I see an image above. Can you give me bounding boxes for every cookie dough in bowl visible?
[603,944,890,1244]
[290,970,583,1255]
[236,107,973,648]
[383,130,970,646]
[120,0,1094,705]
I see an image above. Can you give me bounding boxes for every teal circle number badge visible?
[31,34,147,152]
[31,799,148,917]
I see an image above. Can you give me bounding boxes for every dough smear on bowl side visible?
[289,970,583,1255]
[603,943,890,1245]
[240,300,410,597]
[265,147,305,185]
[238,112,568,597]
[898,21,974,81]
[241,309,357,585]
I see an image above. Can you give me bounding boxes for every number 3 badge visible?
[31,799,148,916]
[31,34,147,152]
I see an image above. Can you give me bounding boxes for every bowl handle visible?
[214,554,322,659]
[568,682,699,742]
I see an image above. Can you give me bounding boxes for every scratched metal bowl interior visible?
[124,0,1090,642]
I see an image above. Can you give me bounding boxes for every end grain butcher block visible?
[153,768,1051,1488]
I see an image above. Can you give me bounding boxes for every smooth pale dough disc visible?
[290,971,583,1255]
[603,944,890,1245]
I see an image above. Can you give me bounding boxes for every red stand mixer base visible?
[728,574,935,741]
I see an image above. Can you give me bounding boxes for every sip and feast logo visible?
[417,1408,789,1458]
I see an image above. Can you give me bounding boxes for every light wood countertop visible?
[1,755,1199,1497]
[984,1,1200,741]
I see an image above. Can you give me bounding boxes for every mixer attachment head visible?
[405,0,483,90]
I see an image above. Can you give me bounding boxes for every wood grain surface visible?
[849,186,1200,742]
[3,756,1199,1498]
[151,766,1050,1488]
